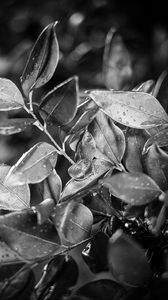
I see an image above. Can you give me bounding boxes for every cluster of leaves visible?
[1,21,168,300]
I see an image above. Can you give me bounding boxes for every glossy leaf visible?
[61,159,111,199]
[103,28,133,90]
[0,118,35,135]
[39,76,79,126]
[144,144,168,191]
[143,124,168,154]
[52,201,93,244]
[100,172,162,206]
[5,142,57,186]
[108,230,152,286]
[21,22,59,97]
[0,78,24,111]
[46,169,62,203]
[133,79,155,93]
[89,111,125,165]
[82,232,109,273]
[73,279,126,300]
[89,90,168,129]
[77,130,96,160]
[33,198,55,224]
[0,266,35,300]
[0,241,20,264]
[0,165,30,210]
[68,159,93,180]
[123,128,147,173]
[0,224,66,262]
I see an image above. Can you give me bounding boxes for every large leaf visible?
[89,111,125,165]
[21,22,59,97]
[73,279,126,300]
[103,28,132,90]
[0,118,35,135]
[0,78,24,111]
[123,128,147,173]
[39,76,79,126]
[89,90,168,129]
[61,159,112,199]
[0,266,35,300]
[108,230,152,287]
[5,142,57,186]
[52,201,93,244]
[143,124,168,154]
[100,172,162,206]
[144,144,168,191]
[0,165,30,210]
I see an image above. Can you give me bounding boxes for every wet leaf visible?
[0,165,30,210]
[133,79,155,93]
[39,76,79,126]
[73,279,126,300]
[123,128,147,173]
[89,90,168,129]
[82,232,109,273]
[103,28,133,90]
[46,169,62,203]
[0,266,35,300]
[143,124,168,154]
[100,172,162,206]
[108,230,152,286]
[77,130,96,160]
[61,159,111,199]
[68,159,93,180]
[5,142,57,186]
[144,144,168,191]
[89,111,125,165]
[0,224,66,262]
[0,241,20,264]
[21,22,59,97]
[0,118,35,135]
[0,78,24,111]
[52,201,93,244]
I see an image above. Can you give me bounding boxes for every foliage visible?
[1,21,168,300]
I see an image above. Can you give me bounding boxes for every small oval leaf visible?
[0,165,30,210]
[52,201,93,244]
[4,142,58,186]
[89,90,168,129]
[100,172,162,206]
[77,130,96,161]
[143,124,168,154]
[21,22,59,97]
[0,118,35,135]
[0,78,24,111]
[108,230,152,286]
[39,76,79,126]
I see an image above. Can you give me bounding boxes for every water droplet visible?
[139,105,144,111]
[118,117,122,122]
[123,111,126,116]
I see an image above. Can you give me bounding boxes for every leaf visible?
[76,130,96,160]
[100,172,162,206]
[0,224,66,262]
[46,169,62,203]
[73,279,126,300]
[89,90,168,129]
[143,124,168,154]
[153,70,168,112]
[103,28,133,90]
[33,198,55,224]
[123,128,147,173]
[21,22,59,97]
[108,230,152,286]
[39,76,79,126]
[52,201,93,244]
[0,118,35,135]
[133,79,155,93]
[89,111,125,165]
[35,255,78,299]
[82,232,109,273]
[144,144,168,191]
[0,78,24,111]
[5,142,57,186]
[0,241,21,264]
[0,266,35,300]
[68,159,93,180]
[61,159,111,199]
[0,165,30,210]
